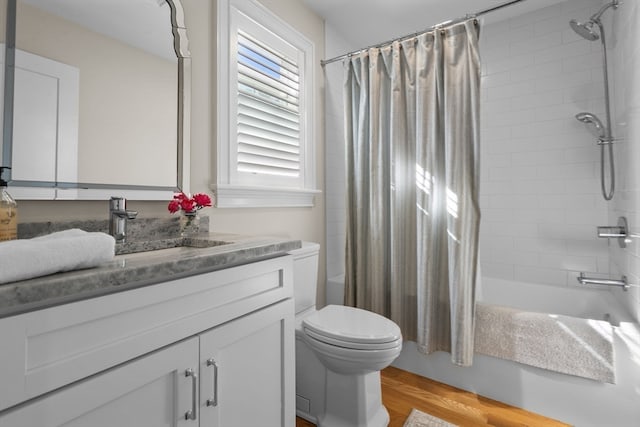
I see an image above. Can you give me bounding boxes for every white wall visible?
[479,0,610,289]
[324,24,354,283]
[609,0,640,322]
[478,0,640,322]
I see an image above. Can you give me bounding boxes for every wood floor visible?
[295,366,570,427]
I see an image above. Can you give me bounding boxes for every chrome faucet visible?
[109,197,138,243]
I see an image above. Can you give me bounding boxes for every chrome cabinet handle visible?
[205,358,218,407]
[185,368,198,420]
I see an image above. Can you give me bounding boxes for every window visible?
[214,0,319,207]
[236,31,301,181]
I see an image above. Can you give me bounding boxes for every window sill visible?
[211,184,321,208]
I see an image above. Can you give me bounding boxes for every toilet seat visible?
[302,305,402,351]
[304,328,401,350]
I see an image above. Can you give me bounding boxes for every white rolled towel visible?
[0,229,116,284]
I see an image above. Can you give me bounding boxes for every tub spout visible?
[577,272,628,291]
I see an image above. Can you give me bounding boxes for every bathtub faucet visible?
[577,272,628,291]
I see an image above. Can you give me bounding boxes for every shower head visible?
[569,0,619,41]
[569,19,599,41]
[575,112,607,140]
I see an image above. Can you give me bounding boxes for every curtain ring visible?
[473,18,478,26]
[440,29,446,36]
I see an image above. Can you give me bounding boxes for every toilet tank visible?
[288,242,320,314]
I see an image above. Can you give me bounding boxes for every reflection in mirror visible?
[1,0,189,198]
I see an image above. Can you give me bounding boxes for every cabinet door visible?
[0,338,199,427]
[199,299,295,427]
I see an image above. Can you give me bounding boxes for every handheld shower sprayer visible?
[575,112,608,142]
[570,0,618,201]
[574,109,616,201]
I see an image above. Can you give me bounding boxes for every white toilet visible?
[290,242,402,427]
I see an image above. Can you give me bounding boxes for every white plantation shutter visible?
[215,0,318,207]
[236,31,301,179]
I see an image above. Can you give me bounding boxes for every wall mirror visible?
[0,0,190,200]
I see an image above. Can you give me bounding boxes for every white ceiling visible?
[19,0,569,63]
[303,0,568,54]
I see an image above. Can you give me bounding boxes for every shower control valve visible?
[597,216,628,248]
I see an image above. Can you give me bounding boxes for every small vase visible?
[180,211,200,237]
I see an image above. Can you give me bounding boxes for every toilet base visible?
[317,369,389,427]
[295,331,325,424]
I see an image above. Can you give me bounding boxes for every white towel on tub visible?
[475,302,615,383]
[0,229,115,284]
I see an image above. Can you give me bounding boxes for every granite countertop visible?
[0,232,302,319]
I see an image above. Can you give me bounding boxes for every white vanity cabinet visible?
[0,255,295,427]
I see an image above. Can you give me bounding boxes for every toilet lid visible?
[304,328,402,350]
[302,305,402,349]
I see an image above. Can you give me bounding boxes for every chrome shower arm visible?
[589,0,619,22]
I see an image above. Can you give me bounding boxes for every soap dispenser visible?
[0,166,17,241]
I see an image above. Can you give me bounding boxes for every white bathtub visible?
[327,275,640,426]
[391,277,640,426]
[326,274,345,306]
[476,277,632,327]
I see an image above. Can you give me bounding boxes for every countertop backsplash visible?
[18,216,210,241]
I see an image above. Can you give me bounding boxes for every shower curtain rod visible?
[320,0,526,66]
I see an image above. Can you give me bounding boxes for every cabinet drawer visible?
[0,255,292,412]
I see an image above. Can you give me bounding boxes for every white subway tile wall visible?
[609,0,640,322]
[479,0,610,288]
[324,24,352,280]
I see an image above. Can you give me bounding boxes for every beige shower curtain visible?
[344,20,481,366]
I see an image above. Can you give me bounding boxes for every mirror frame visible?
[1,0,191,199]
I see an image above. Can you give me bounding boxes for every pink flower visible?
[168,192,213,214]
[193,193,212,208]
[167,199,180,213]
